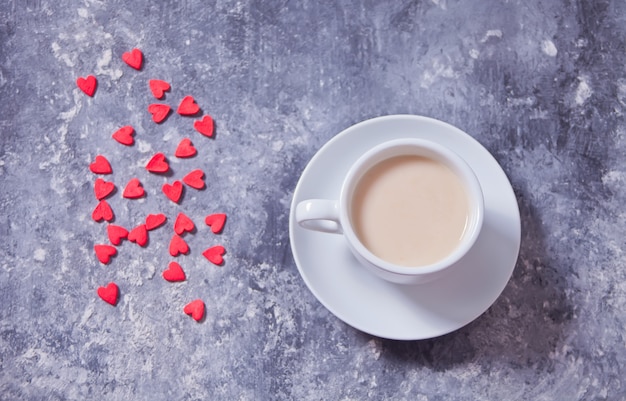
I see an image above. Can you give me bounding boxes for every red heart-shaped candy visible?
[162,181,183,203]
[193,115,214,137]
[182,169,205,190]
[97,282,119,306]
[145,213,167,230]
[94,244,117,264]
[169,234,189,256]
[203,245,225,265]
[122,48,143,70]
[76,75,97,97]
[149,79,170,99]
[112,126,135,146]
[128,224,148,247]
[146,152,169,173]
[174,212,195,235]
[92,200,114,222]
[148,104,171,124]
[162,261,186,282]
[107,224,129,245]
[94,178,115,200]
[183,299,205,322]
[122,178,145,199]
[205,213,227,234]
[177,95,200,116]
[175,138,196,158]
[89,155,112,174]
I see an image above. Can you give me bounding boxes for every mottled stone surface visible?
[1,0,625,400]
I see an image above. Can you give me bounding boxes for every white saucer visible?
[289,115,521,340]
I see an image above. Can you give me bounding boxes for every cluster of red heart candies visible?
[78,48,227,323]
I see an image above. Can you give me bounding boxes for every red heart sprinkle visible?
[177,95,200,116]
[149,79,170,99]
[128,224,148,247]
[89,155,112,174]
[122,178,145,199]
[145,213,166,230]
[94,244,117,264]
[107,224,129,245]
[193,115,214,137]
[76,75,97,97]
[94,178,115,200]
[182,169,205,190]
[162,261,186,282]
[97,282,119,306]
[203,245,225,265]
[122,48,143,70]
[205,213,227,234]
[183,299,205,322]
[174,138,197,158]
[92,200,114,222]
[169,234,189,256]
[174,212,195,235]
[112,126,135,146]
[148,104,171,124]
[145,152,169,173]
[162,180,183,203]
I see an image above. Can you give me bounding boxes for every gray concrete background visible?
[1,0,625,400]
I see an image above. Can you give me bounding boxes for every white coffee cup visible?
[295,138,484,285]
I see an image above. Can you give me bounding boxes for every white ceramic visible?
[295,138,484,285]
[289,115,521,340]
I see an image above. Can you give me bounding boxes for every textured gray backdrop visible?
[1,0,625,400]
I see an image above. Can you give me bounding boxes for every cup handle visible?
[295,199,342,234]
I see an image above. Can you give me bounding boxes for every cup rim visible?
[340,138,484,276]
